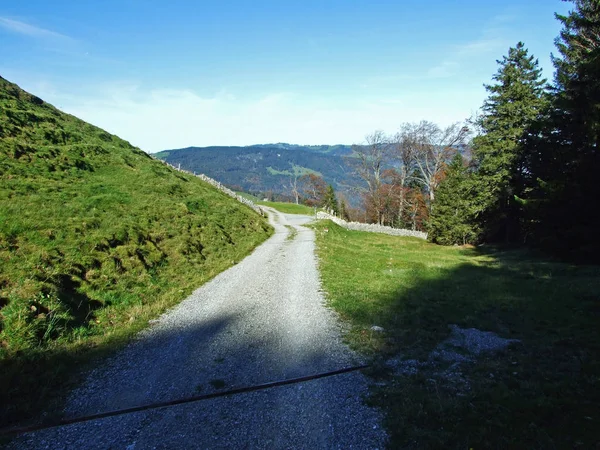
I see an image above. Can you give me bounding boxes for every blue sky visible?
[1,0,571,152]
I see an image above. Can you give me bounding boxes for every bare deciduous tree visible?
[391,127,417,226]
[288,174,300,204]
[345,130,392,225]
[401,121,470,204]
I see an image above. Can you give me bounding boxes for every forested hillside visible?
[155,144,356,196]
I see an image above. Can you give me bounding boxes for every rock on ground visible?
[387,324,521,392]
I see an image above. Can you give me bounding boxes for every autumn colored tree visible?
[405,188,428,231]
[406,121,469,205]
[299,173,327,207]
[288,174,300,204]
[384,168,414,228]
[390,128,416,228]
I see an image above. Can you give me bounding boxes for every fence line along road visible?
[316,211,428,240]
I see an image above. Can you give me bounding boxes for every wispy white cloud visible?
[427,39,503,79]
[426,16,513,80]
[0,17,74,42]
[363,30,509,85]
[427,61,460,79]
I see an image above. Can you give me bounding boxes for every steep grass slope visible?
[0,76,272,425]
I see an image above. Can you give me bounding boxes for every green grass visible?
[289,164,322,177]
[284,225,298,241]
[266,164,323,178]
[266,166,293,176]
[151,150,169,159]
[0,76,273,427]
[313,220,600,449]
[257,201,315,215]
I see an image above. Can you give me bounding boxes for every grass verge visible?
[313,220,600,449]
[257,201,315,215]
[235,191,261,202]
[284,225,298,241]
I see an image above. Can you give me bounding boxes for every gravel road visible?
[8,208,386,449]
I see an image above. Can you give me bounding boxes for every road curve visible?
[9,208,386,449]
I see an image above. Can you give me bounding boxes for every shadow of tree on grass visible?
[366,249,600,449]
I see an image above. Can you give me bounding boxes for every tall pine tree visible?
[531,0,600,260]
[472,42,548,243]
[429,154,481,245]
[322,184,339,215]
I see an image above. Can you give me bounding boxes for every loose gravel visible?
[8,208,386,449]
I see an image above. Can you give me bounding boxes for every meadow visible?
[313,220,600,448]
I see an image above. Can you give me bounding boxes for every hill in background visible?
[0,75,272,425]
[154,143,357,198]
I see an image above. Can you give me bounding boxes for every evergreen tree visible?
[531,0,600,260]
[322,184,339,215]
[429,154,481,245]
[339,198,350,221]
[472,42,548,243]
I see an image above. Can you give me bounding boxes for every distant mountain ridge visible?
[154,143,356,196]
[246,143,353,156]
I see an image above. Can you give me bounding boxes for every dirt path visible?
[10,209,386,449]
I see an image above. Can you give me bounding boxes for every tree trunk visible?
[398,183,405,227]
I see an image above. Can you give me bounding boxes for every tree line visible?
[343,122,470,230]
[284,172,343,216]
[299,0,597,262]
[431,0,599,263]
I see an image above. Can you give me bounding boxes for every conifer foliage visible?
[529,0,600,260]
[471,42,548,243]
[430,42,547,245]
[428,154,481,245]
[322,184,339,215]
[431,0,600,261]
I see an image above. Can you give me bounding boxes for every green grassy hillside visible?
[0,76,272,425]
